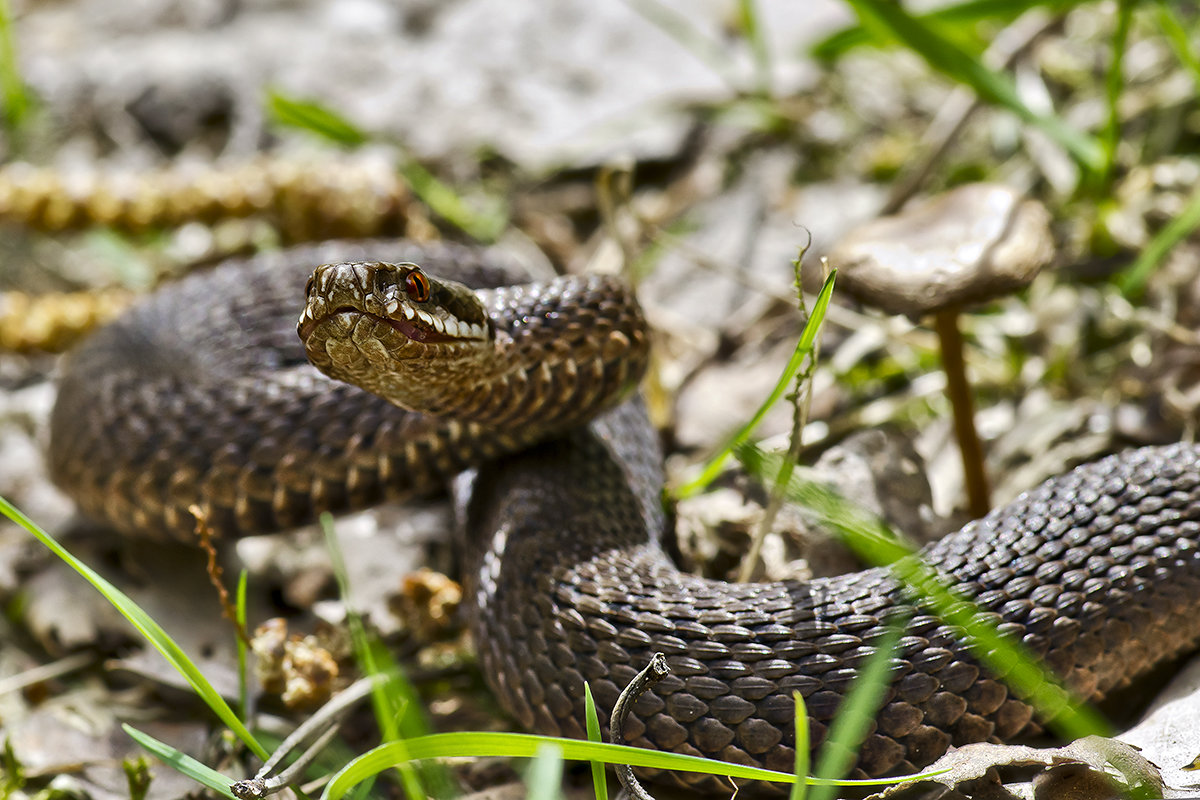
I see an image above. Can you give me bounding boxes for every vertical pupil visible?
[406,273,428,301]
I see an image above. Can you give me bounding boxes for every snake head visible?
[298,260,493,407]
[299,261,490,347]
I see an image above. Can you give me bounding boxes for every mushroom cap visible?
[827,183,1054,317]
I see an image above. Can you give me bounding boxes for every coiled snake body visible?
[49,242,1200,795]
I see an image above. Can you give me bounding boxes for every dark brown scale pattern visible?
[50,240,621,540]
[296,262,644,431]
[51,243,1200,797]
[461,402,1200,795]
[437,275,647,430]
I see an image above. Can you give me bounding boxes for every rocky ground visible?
[1,1,1200,798]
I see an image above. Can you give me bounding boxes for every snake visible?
[47,240,1200,796]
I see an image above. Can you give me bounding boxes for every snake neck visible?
[301,263,650,438]
[424,274,650,434]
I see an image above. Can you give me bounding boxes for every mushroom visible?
[826,183,1054,519]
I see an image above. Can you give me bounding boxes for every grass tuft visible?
[0,497,268,761]
[321,513,448,799]
[838,0,1105,176]
[265,90,507,242]
[123,725,239,800]
[123,755,153,800]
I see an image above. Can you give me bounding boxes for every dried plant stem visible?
[190,504,249,645]
[231,675,381,799]
[736,242,819,583]
[611,653,670,800]
[0,652,95,696]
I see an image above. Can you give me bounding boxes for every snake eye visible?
[303,274,315,297]
[405,271,431,303]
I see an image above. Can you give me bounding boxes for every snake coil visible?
[49,241,1200,796]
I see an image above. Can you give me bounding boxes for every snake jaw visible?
[298,305,486,347]
[365,306,483,344]
[383,299,489,343]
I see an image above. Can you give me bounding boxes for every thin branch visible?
[610,654,670,800]
[230,675,382,799]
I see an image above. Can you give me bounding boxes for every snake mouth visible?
[299,307,483,346]
[371,309,463,344]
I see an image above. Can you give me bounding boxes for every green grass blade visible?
[394,159,507,243]
[123,725,238,800]
[842,0,1105,175]
[266,90,368,146]
[673,269,836,499]
[0,497,267,760]
[525,744,565,800]
[733,447,1112,742]
[321,513,434,799]
[321,731,943,800]
[265,89,505,242]
[123,754,152,800]
[583,684,609,800]
[1117,184,1200,299]
[2,738,24,794]
[789,691,808,800]
[0,0,34,132]
[1100,0,1134,181]
[809,624,905,800]
[810,0,1089,60]
[1155,1,1200,83]
[889,551,1110,739]
[236,570,249,720]
[735,0,772,96]
[812,0,1026,61]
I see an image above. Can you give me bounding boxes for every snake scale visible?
[49,241,1200,796]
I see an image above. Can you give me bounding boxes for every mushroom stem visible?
[933,307,990,518]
